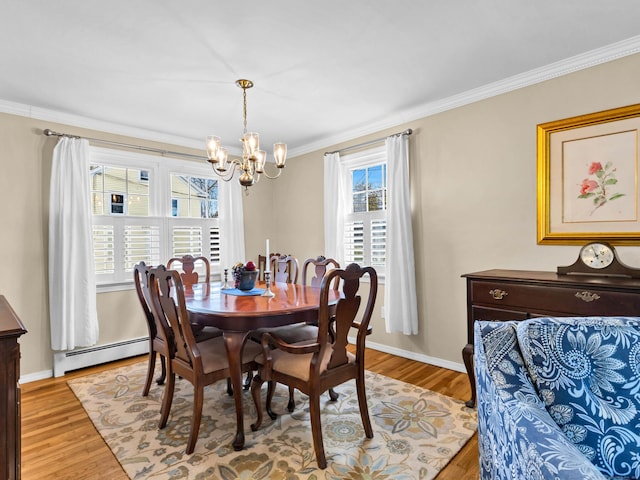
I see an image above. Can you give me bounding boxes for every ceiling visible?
[2,1,640,157]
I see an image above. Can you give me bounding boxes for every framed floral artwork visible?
[537,103,640,245]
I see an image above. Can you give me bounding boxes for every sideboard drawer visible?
[471,306,528,322]
[469,280,640,316]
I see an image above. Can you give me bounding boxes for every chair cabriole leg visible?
[187,381,204,454]
[266,380,277,420]
[159,371,175,429]
[308,392,327,469]
[356,372,373,438]
[250,374,265,431]
[287,386,295,412]
[156,354,167,385]
[143,350,156,396]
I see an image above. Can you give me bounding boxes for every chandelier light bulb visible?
[274,143,287,168]
[206,135,220,162]
[216,148,228,172]
[255,150,266,173]
[244,132,259,158]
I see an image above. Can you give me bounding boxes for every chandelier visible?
[205,79,286,190]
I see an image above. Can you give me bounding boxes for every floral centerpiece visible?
[232,261,259,290]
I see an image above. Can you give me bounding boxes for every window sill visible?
[359,272,385,285]
[96,272,222,294]
[96,282,134,294]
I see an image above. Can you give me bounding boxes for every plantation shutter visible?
[344,220,364,264]
[124,224,161,271]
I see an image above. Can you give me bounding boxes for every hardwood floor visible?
[21,349,479,479]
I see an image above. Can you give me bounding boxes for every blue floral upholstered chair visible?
[474,316,640,480]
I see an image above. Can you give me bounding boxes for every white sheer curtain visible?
[219,179,246,268]
[323,152,347,266]
[49,137,99,350]
[384,134,419,334]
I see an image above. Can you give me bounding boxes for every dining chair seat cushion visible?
[197,336,262,374]
[255,344,355,382]
[193,325,223,342]
[250,323,318,345]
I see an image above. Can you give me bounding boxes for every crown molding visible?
[3,35,640,159]
[0,99,204,150]
[288,35,640,158]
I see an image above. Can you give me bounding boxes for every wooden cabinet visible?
[0,296,27,480]
[462,269,640,407]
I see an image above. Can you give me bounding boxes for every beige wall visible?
[3,52,640,378]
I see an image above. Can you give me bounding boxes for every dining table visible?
[183,280,339,451]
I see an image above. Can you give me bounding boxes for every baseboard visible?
[349,337,466,373]
[20,369,54,384]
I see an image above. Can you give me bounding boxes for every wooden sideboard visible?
[0,295,27,480]
[462,269,640,407]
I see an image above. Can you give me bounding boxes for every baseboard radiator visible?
[53,336,149,377]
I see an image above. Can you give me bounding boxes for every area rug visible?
[68,361,477,479]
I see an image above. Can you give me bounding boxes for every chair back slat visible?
[302,256,340,290]
[272,254,299,283]
[319,263,377,372]
[331,294,361,367]
[150,265,201,372]
[167,254,210,290]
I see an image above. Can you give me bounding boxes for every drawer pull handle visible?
[575,291,601,302]
[489,289,508,300]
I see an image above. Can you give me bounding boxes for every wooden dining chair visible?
[272,254,299,284]
[135,261,228,397]
[275,255,341,410]
[134,261,174,396]
[258,253,279,281]
[251,253,315,409]
[167,254,221,341]
[250,263,378,469]
[149,265,262,454]
[302,255,340,289]
[167,254,210,291]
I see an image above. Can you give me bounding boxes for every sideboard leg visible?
[462,343,476,407]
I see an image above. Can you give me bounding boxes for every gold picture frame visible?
[537,103,640,245]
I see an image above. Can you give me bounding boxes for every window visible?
[170,174,218,219]
[343,146,387,274]
[110,194,125,215]
[89,147,221,287]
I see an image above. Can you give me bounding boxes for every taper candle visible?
[265,239,270,272]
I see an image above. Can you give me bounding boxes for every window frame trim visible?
[341,145,387,281]
[89,146,221,292]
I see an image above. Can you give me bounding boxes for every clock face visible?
[580,243,615,269]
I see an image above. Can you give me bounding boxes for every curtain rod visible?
[324,128,413,156]
[42,128,207,161]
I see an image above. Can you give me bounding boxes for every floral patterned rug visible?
[68,361,476,479]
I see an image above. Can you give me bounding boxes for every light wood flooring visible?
[21,349,479,479]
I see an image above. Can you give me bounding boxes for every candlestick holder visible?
[223,268,230,289]
[261,271,275,297]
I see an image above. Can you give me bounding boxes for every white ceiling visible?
[3,1,640,157]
